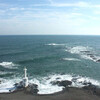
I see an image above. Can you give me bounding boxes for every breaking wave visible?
[0,71,13,75]
[46,43,65,46]
[63,58,80,61]
[0,62,18,69]
[0,74,100,94]
[0,78,21,93]
[27,74,100,94]
[66,46,100,62]
[46,44,100,63]
[67,46,92,54]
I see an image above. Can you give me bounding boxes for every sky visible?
[0,0,100,35]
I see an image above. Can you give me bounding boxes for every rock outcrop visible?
[96,59,100,62]
[14,82,39,94]
[51,80,72,87]
[83,84,100,96]
[25,83,39,94]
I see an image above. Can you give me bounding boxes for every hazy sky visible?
[0,0,100,35]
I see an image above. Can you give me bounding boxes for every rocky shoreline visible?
[0,71,100,100]
[2,80,100,97]
[0,85,100,100]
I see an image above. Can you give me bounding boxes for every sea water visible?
[0,35,100,94]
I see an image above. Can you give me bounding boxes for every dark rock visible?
[14,81,24,89]
[80,51,85,53]
[13,81,39,94]
[96,59,100,62]
[50,81,60,85]
[71,78,78,82]
[56,77,61,80]
[83,84,100,96]
[0,80,1,84]
[88,82,92,85]
[90,55,94,58]
[26,83,39,94]
[83,84,96,90]
[80,51,91,53]
[58,80,72,87]
[84,51,91,53]
[51,80,72,87]
[89,56,97,60]
[87,54,93,56]
[83,84,97,94]
[14,83,19,86]
[95,88,100,96]
[83,82,92,86]
[92,57,97,60]
[86,54,97,59]
[30,83,38,89]
[83,82,88,85]
[46,77,51,80]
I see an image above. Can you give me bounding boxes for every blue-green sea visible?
[0,35,100,94]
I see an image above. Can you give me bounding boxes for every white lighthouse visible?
[22,67,28,87]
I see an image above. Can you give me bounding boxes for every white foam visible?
[0,62,18,69]
[68,46,91,54]
[81,55,93,60]
[47,43,65,46]
[29,78,63,94]
[95,56,100,62]
[72,76,100,87]
[0,71,13,75]
[63,58,80,61]
[0,74,100,94]
[0,78,21,93]
[29,74,100,94]
[66,46,98,62]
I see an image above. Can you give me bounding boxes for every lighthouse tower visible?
[22,68,28,87]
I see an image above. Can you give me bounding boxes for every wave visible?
[46,43,65,46]
[0,78,21,93]
[0,51,26,57]
[66,46,100,63]
[46,44,100,63]
[0,71,13,75]
[30,74,100,94]
[0,62,18,69]
[63,58,80,61]
[18,56,55,64]
[0,74,100,94]
[67,46,92,54]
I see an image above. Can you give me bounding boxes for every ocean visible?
[0,35,100,94]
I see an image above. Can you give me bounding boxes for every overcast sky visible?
[0,0,100,35]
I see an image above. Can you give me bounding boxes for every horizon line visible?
[0,34,100,36]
